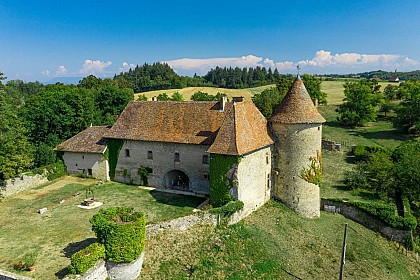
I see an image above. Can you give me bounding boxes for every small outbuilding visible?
[54,126,110,181]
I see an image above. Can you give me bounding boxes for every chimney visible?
[151,96,157,101]
[232,96,244,103]
[219,96,227,112]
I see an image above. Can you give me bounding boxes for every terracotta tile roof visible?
[208,101,274,155]
[54,126,109,153]
[104,101,232,145]
[104,100,274,156]
[269,75,326,124]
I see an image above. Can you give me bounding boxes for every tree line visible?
[0,74,133,182]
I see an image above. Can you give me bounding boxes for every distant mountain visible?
[45,76,84,85]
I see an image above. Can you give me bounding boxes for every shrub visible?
[45,160,66,180]
[68,243,105,275]
[90,207,146,263]
[330,200,417,231]
[210,200,244,217]
[353,145,389,162]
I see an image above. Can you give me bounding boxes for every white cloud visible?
[118,61,136,73]
[56,65,68,76]
[41,69,51,77]
[165,50,419,75]
[79,59,112,76]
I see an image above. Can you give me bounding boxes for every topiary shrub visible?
[68,243,105,275]
[90,207,146,263]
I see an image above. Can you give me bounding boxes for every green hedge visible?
[90,207,146,263]
[353,145,390,162]
[107,139,124,180]
[68,242,105,275]
[209,154,241,207]
[210,200,244,217]
[325,198,417,231]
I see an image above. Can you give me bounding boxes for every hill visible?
[141,200,419,279]
[134,84,274,101]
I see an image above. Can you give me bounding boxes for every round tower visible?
[269,75,325,218]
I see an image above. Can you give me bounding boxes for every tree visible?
[156,93,170,101]
[78,75,102,89]
[252,87,285,118]
[190,91,215,101]
[383,84,399,100]
[0,93,34,180]
[301,74,327,105]
[94,85,134,125]
[136,94,147,101]
[337,80,380,126]
[170,92,184,101]
[392,141,420,201]
[394,80,420,134]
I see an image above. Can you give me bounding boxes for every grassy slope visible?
[134,85,275,101]
[0,178,204,279]
[141,201,419,280]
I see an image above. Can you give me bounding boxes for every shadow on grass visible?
[356,130,408,142]
[149,190,206,208]
[55,238,97,279]
[62,237,97,258]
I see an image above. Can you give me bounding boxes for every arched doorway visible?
[165,170,189,191]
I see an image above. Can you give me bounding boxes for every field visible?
[141,200,419,279]
[0,176,205,279]
[134,85,274,101]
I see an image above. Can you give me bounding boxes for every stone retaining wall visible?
[1,174,48,197]
[322,139,342,151]
[322,199,411,243]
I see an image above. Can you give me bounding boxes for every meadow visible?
[0,176,205,279]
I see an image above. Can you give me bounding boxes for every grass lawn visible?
[141,200,419,279]
[0,176,205,279]
[134,84,275,101]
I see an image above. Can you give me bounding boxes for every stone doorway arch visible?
[165,169,189,191]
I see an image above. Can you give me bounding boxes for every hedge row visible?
[68,243,105,275]
[326,198,417,231]
[90,207,146,263]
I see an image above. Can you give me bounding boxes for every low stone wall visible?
[1,174,48,197]
[322,199,411,243]
[63,259,107,280]
[0,269,33,280]
[322,139,342,151]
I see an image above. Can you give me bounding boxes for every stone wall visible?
[1,174,48,197]
[0,269,33,280]
[236,146,272,212]
[115,140,211,194]
[322,199,411,243]
[322,139,342,151]
[63,152,109,181]
[272,123,322,218]
[63,259,107,280]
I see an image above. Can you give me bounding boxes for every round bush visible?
[90,207,146,263]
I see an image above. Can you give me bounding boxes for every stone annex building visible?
[55,76,325,217]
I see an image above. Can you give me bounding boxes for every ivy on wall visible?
[300,150,322,186]
[107,139,124,180]
[209,154,241,207]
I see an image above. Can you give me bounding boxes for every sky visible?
[1,0,419,82]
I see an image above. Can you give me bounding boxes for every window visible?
[174,152,180,162]
[147,151,153,159]
[82,155,84,159]
[202,155,209,164]
[204,173,209,180]
[88,169,92,176]
[125,149,130,157]
[266,153,269,164]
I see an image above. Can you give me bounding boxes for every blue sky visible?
[1,0,419,82]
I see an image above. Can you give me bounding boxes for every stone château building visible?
[57,75,325,217]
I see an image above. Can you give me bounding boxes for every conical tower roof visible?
[269,75,325,124]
